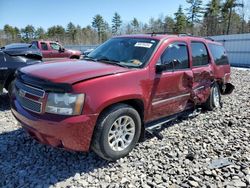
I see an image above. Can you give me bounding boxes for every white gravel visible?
[0,68,249,188]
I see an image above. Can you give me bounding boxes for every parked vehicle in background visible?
[31,40,81,59]
[11,34,234,161]
[0,43,42,95]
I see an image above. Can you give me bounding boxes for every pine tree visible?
[35,27,46,39]
[174,6,187,33]
[164,16,175,32]
[203,0,221,35]
[92,14,105,43]
[112,12,122,35]
[67,22,77,43]
[131,18,139,33]
[186,0,203,34]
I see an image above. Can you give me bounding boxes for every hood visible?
[20,60,130,84]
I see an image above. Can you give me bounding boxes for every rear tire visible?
[91,104,141,161]
[203,83,221,110]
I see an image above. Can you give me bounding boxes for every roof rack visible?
[147,32,192,37]
[147,32,215,41]
[203,37,215,41]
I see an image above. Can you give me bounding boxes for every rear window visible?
[208,44,229,65]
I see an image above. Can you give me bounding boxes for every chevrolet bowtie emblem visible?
[18,89,26,97]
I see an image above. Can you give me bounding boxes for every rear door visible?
[208,43,231,83]
[150,41,193,120]
[39,42,50,58]
[190,41,213,104]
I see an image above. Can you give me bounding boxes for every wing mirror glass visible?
[156,59,179,73]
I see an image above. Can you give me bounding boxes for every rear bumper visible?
[11,99,98,152]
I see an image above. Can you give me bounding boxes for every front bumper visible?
[11,99,98,152]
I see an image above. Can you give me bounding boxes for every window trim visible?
[40,42,48,51]
[49,42,61,51]
[208,43,229,66]
[190,41,210,68]
[158,41,190,72]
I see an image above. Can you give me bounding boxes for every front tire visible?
[91,104,141,161]
[204,83,221,110]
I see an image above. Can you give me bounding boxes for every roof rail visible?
[146,32,192,37]
[204,37,215,41]
[146,32,214,41]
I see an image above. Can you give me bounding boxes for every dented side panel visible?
[191,65,213,104]
[149,70,193,121]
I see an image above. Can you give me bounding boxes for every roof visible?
[113,34,222,45]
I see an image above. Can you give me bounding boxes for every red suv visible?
[11,34,234,161]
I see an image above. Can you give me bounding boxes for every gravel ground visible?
[0,68,249,188]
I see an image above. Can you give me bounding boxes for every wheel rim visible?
[213,86,220,108]
[108,115,136,151]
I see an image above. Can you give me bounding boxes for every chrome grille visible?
[15,80,45,113]
[15,80,45,98]
[16,94,42,113]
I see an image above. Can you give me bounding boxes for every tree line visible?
[1,0,249,46]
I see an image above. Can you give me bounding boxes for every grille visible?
[15,80,45,113]
[15,80,45,98]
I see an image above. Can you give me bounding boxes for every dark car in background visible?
[0,43,42,94]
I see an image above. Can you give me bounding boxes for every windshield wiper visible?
[83,56,97,62]
[97,58,128,68]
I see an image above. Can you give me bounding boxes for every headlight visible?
[45,93,85,115]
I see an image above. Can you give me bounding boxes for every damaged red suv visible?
[11,34,234,161]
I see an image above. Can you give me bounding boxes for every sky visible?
[0,0,206,29]
[0,0,249,30]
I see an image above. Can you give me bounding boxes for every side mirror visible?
[155,64,167,73]
[155,60,176,73]
[59,46,65,52]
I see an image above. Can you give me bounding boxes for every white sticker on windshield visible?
[134,42,153,48]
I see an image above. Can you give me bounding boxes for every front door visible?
[150,42,193,120]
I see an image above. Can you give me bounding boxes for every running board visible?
[145,108,201,139]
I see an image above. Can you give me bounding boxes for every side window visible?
[160,42,189,71]
[31,41,38,49]
[208,44,229,65]
[50,43,60,51]
[41,42,48,50]
[191,42,209,67]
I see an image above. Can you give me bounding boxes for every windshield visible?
[87,37,159,68]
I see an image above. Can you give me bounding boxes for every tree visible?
[112,12,122,35]
[21,25,35,42]
[203,0,221,35]
[164,16,175,32]
[92,14,105,43]
[222,0,244,34]
[66,22,77,44]
[186,0,203,34]
[131,18,139,33]
[47,25,65,42]
[35,27,46,39]
[174,6,187,33]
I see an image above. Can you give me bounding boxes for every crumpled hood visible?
[20,60,130,84]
